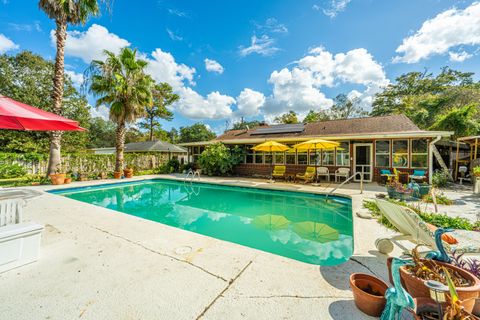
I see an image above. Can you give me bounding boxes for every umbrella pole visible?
[311,144,321,186]
[269,146,274,183]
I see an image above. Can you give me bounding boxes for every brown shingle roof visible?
[216,115,421,141]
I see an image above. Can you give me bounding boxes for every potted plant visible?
[64,174,72,184]
[473,167,480,194]
[113,171,122,179]
[123,166,133,178]
[390,246,480,313]
[386,181,399,199]
[49,164,66,185]
[349,273,389,317]
[98,171,108,180]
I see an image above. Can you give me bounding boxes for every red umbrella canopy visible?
[0,95,85,131]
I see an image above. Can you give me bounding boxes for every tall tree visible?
[371,67,480,132]
[330,94,368,119]
[303,110,331,123]
[0,51,90,153]
[274,111,299,124]
[88,48,153,173]
[178,123,216,143]
[39,0,102,174]
[169,127,179,144]
[87,117,116,148]
[138,82,178,141]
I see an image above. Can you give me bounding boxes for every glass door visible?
[354,144,373,182]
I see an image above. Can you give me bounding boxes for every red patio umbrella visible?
[0,95,85,131]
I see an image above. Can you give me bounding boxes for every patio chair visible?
[296,167,316,184]
[271,165,286,181]
[409,169,426,183]
[380,169,395,184]
[374,199,480,255]
[335,168,350,182]
[0,198,43,273]
[316,167,330,182]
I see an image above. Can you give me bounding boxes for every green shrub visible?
[156,158,181,174]
[180,162,196,173]
[422,193,454,205]
[198,143,243,176]
[363,199,474,231]
[432,170,449,188]
[0,163,27,178]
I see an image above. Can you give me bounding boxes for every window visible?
[309,151,320,165]
[322,150,334,165]
[286,151,296,164]
[336,142,350,166]
[245,145,253,164]
[274,152,285,164]
[411,139,428,168]
[375,140,390,167]
[254,152,263,164]
[264,153,272,165]
[297,152,308,165]
[392,140,408,168]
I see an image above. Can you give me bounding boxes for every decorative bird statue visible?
[425,227,453,263]
[381,258,415,320]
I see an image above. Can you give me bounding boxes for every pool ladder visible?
[184,169,200,184]
[325,171,363,201]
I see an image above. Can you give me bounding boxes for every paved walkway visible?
[0,175,412,320]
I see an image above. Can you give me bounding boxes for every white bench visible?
[0,198,43,273]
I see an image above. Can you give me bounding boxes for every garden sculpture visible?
[425,228,452,263]
[381,258,415,320]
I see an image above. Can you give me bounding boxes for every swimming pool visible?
[50,179,353,265]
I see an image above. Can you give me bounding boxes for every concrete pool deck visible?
[0,175,409,320]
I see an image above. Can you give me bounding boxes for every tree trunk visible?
[149,118,154,141]
[115,122,126,172]
[47,18,67,175]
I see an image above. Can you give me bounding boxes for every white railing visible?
[325,172,364,201]
[184,169,200,184]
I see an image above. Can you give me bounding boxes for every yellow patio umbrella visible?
[293,139,340,183]
[252,141,289,180]
[293,221,339,243]
[252,214,290,231]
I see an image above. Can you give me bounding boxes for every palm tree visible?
[88,48,153,173]
[39,0,103,175]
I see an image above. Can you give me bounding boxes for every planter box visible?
[0,222,43,273]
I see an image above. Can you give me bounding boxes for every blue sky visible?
[1,0,479,133]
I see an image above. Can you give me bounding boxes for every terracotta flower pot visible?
[123,168,133,178]
[113,171,122,179]
[64,177,72,184]
[399,259,480,313]
[49,173,66,185]
[350,273,388,317]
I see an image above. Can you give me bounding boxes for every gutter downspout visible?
[429,135,442,184]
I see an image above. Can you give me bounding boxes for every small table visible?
[285,173,296,182]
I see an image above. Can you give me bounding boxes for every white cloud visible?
[254,18,288,34]
[0,34,18,53]
[143,49,236,120]
[167,8,189,18]
[394,2,480,63]
[65,70,84,88]
[448,50,473,62]
[260,46,388,120]
[321,0,352,18]
[175,87,234,119]
[8,21,42,32]
[239,34,280,57]
[55,24,130,63]
[236,89,265,117]
[91,104,110,120]
[166,29,183,41]
[145,48,196,90]
[204,58,224,74]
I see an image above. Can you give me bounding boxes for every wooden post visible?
[455,141,460,181]
[475,138,478,161]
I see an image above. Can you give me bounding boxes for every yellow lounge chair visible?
[272,165,286,181]
[296,167,316,184]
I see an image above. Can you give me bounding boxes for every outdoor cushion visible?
[380,169,391,175]
[425,223,458,245]
[413,170,426,176]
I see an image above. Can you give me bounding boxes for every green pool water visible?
[51,179,353,265]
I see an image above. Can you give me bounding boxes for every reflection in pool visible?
[51,179,354,265]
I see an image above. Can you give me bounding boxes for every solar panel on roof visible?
[251,123,305,135]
